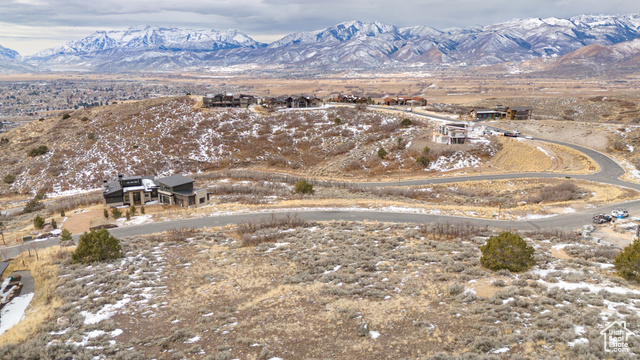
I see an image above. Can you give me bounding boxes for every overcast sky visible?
[1,0,639,55]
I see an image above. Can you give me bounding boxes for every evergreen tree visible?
[72,229,122,264]
[111,208,122,220]
[33,215,45,230]
[614,238,640,282]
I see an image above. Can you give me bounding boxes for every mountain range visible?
[2,13,640,74]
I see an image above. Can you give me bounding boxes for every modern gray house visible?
[202,94,257,108]
[157,175,208,208]
[102,174,207,208]
[102,175,158,206]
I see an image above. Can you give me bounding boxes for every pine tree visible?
[111,208,122,220]
[60,229,73,243]
[34,215,45,230]
[614,238,640,282]
[72,229,122,264]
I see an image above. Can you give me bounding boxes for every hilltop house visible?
[332,94,369,104]
[264,95,323,108]
[433,123,468,144]
[384,96,427,106]
[471,106,533,120]
[102,174,207,208]
[203,94,257,108]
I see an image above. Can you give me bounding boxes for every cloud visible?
[1,0,639,55]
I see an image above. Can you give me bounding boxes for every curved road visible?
[4,106,640,258]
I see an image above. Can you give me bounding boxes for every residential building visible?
[102,175,158,206]
[157,175,208,208]
[384,96,427,106]
[202,93,257,108]
[471,106,533,120]
[433,123,468,144]
[102,174,208,208]
[264,95,323,108]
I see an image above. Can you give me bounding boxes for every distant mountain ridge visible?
[4,12,640,74]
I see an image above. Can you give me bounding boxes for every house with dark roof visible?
[102,174,208,208]
[263,95,323,108]
[157,175,208,208]
[102,175,158,206]
[202,94,257,108]
[471,106,533,120]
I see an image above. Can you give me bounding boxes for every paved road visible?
[4,105,640,257]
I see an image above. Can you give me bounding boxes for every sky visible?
[1,0,639,56]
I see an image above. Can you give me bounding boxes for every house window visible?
[199,197,205,204]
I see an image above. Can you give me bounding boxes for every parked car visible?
[612,208,629,218]
[593,213,612,224]
[504,131,520,137]
[524,135,534,140]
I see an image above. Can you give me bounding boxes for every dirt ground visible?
[592,225,637,248]
[498,120,615,151]
[61,208,104,234]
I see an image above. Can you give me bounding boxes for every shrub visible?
[334,118,341,125]
[423,146,430,155]
[33,215,45,230]
[129,205,137,217]
[2,174,15,184]
[614,238,640,282]
[81,117,89,122]
[125,211,131,221]
[72,229,122,264]
[51,218,57,229]
[140,206,145,215]
[23,197,43,213]
[60,209,65,217]
[111,208,122,220]
[61,113,71,120]
[60,229,72,243]
[377,147,387,159]
[103,208,109,219]
[416,156,430,167]
[480,232,536,272]
[28,145,49,157]
[87,132,95,140]
[294,180,314,195]
[401,118,412,127]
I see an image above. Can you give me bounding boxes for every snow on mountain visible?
[0,44,21,60]
[0,44,34,74]
[33,26,264,58]
[20,12,640,72]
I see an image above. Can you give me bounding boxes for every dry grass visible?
[0,246,74,346]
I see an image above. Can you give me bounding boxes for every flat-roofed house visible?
[506,107,533,120]
[433,123,468,144]
[157,175,208,208]
[470,109,505,120]
[203,94,257,108]
[102,175,158,206]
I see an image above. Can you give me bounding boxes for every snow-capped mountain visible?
[34,26,264,57]
[0,44,34,74]
[18,12,640,73]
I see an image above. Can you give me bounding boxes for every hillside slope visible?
[0,98,436,193]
